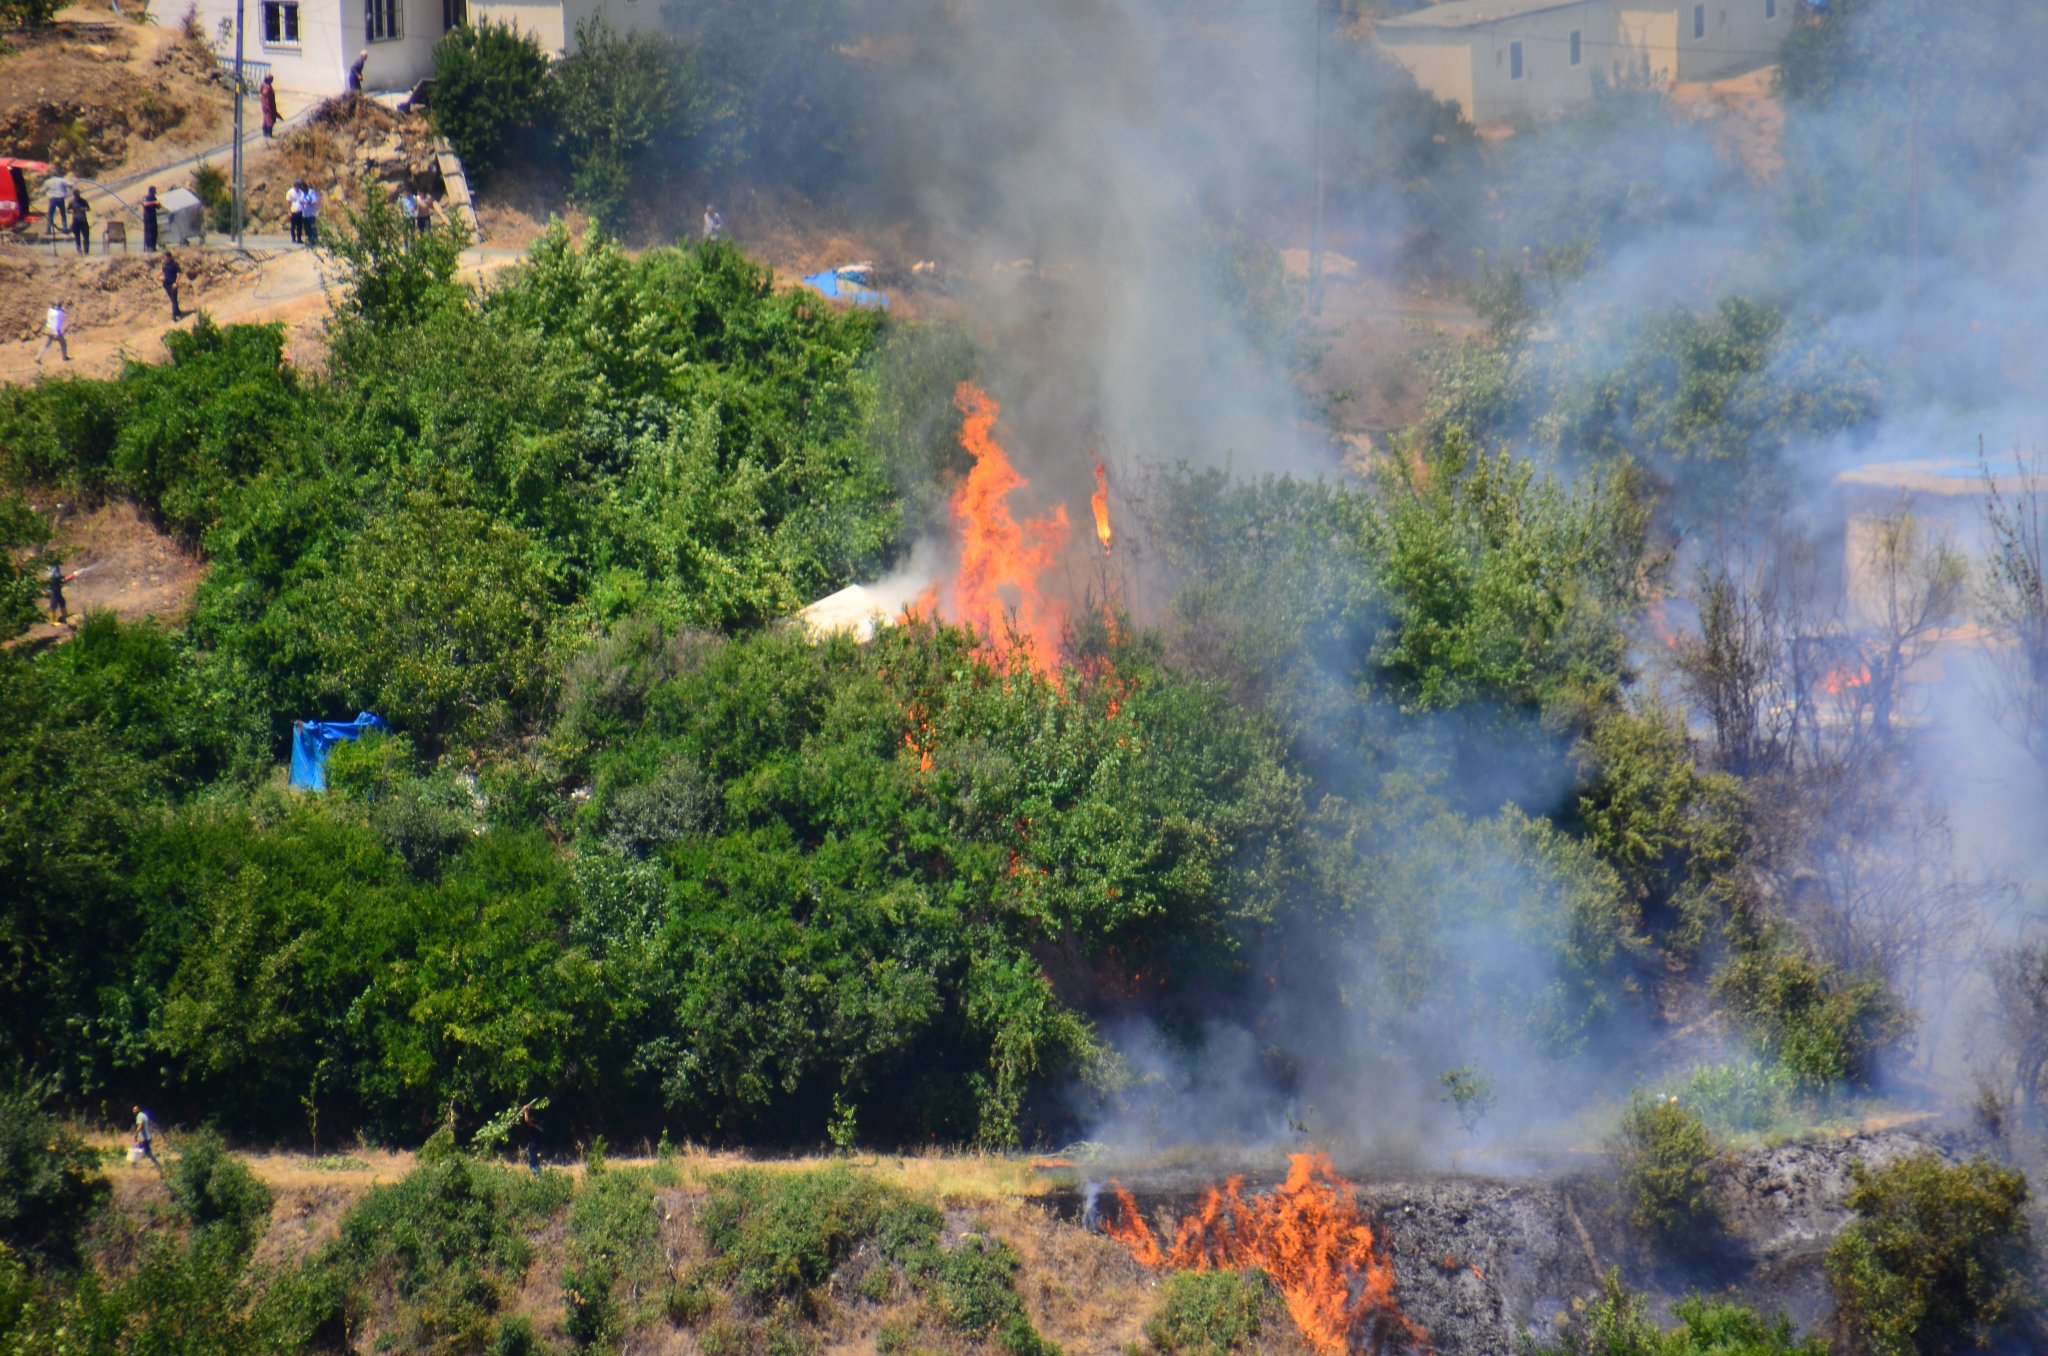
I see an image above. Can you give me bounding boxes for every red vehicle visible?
[1,158,53,232]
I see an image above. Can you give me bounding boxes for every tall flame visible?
[1092,459,1113,553]
[945,382,1070,673]
[1101,1154,1428,1356]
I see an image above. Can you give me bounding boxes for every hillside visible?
[26,1122,1986,1356]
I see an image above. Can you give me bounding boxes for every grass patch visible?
[308,1153,374,1173]
[1145,1270,1267,1355]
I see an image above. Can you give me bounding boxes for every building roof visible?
[1379,0,1594,30]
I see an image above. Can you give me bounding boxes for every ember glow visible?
[942,382,1071,673]
[1092,458,1113,553]
[1820,664,1873,698]
[1101,1154,1428,1356]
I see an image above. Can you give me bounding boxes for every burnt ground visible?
[1043,1126,1981,1355]
[9,498,206,649]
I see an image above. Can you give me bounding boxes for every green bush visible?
[563,1167,658,1346]
[169,1128,274,1260]
[699,1166,940,1309]
[431,21,553,186]
[552,18,711,235]
[0,0,63,29]
[1824,1153,2033,1356]
[0,1082,109,1266]
[192,160,235,233]
[327,1153,571,1354]
[1714,931,1909,1090]
[1145,1270,1266,1355]
[1616,1092,1720,1245]
[1529,1270,1823,1355]
[1665,1061,1800,1138]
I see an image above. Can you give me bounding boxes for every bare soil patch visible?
[11,498,207,646]
[0,9,229,183]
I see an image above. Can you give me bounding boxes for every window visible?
[260,0,299,43]
[1692,3,1705,37]
[442,0,465,29]
[1569,29,1582,65]
[366,0,399,42]
[1765,0,1777,17]
[1509,39,1523,79]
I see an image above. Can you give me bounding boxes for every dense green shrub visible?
[553,18,713,234]
[1145,1270,1267,1355]
[1530,1270,1823,1355]
[1824,1153,2033,1356]
[1616,1092,1720,1245]
[563,1164,660,1346]
[328,1153,571,1353]
[1714,931,1909,1090]
[431,20,553,186]
[0,1083,108,1265]
[168,1129,274,1260]
[699,1166,940,1309]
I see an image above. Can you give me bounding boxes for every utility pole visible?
[231,0,247,245]
[1309,0,1327,316]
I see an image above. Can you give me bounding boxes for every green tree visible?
[320,176,472,332]
[553,18,712,235]
[430,21,552,186]
[1616,1091,1720,1246]
[1825,1153,2034,1356]
[0,1080,109,1266]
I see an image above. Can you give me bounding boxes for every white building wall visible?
[175,0,450,96]
[1620,0,1786,81]
[468,0,667,57]
[1469,2,1616,123]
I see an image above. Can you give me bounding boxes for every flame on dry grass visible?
[1102,1153,1428,1356]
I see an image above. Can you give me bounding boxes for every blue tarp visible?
[802,269,890,309]
[289,712,390,790]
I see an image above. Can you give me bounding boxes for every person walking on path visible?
[44,560,77,624]
[259,74,279,137]
[300,181,321,247]
[68,191,90,254]
[132,1107,160,1170]
[162,252,184,322]
[348,50,368,93]
[141,185,160,252]
[43,173,68,234]
[35,300,68,365]
[521,1103,542,1176]
[702,204,723,241]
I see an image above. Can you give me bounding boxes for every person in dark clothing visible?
[162,252,183,322]
[412,190,432,236]
[46,561,75,624]
[259,75,279,137]
[348,50,368,93]
[69,192,90,254]
[140,186,160,252]
[521,1104,542,1176]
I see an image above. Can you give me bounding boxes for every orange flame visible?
[1102,1154,1429,1356]
[1092,458,1113,553]
[1820,665,1872,697]
[945,383,1071,674]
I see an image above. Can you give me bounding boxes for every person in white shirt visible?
[300,183,321,246]
[36,300,68,365]
[702,204,723,240]
[287,181,306,244]
[43,174,68,233]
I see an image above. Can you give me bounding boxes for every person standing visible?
[259,74,279,137]
[348,50,368,94]
[44,560,75,624]
[140,185,160,252]
[702,204,723,241]
[68,191,90,254]
[162,252,184,322]
[521,1103,542,1176]
[132,1107,160,1169]
[286,181,305,244]
[412,189,432,236]
[43,172,68,234]
[300,181,321,247]
[397,186,416,235]
[35,299,68,365]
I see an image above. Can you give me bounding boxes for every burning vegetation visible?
[1101,1154,1429,1356]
